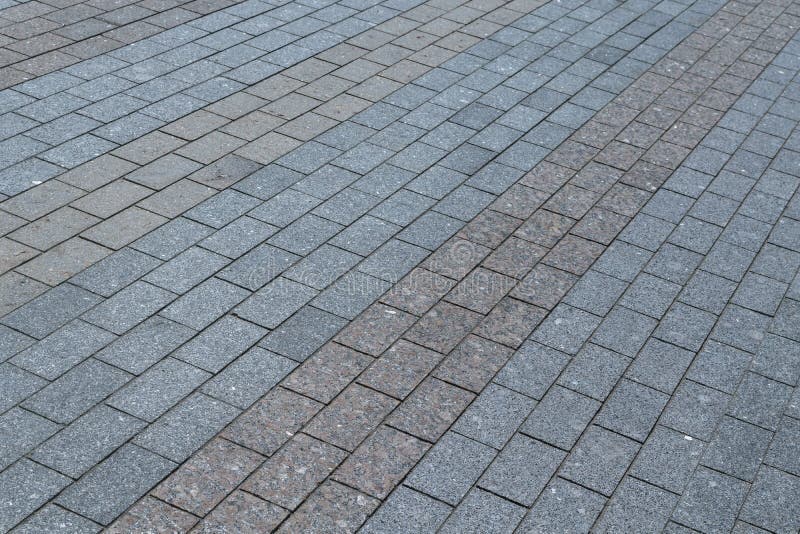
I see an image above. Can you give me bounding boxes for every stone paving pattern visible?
[0,0,799,530]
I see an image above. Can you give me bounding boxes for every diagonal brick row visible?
[1,0,799,529]
[91,0,800,530]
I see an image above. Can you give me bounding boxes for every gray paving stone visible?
[592,306,657,357]
[712,304,771,353]
[361,486,452,534]
[595,378,668,442]
[593,241,652,282]
[160,277,251,330]
[357,239,428,283]
[654,302,716,352]
[398,211,463,250]
[453,384,536,450]
[563,269,628,316]
[172,315,266,372]
[521,477,606,532]
[558,343,631,401]
[56,444,176,526]
[405,432,496,506]
[312,270,391,319]
[94,315,194,375]
[82,281,176,335]
[201,347,296,408]
[732,272,788,316]
[134,392,239,462]
[494,341,570,399]
[217,243,299,291]
[629,425,704,494]
[645,243,702,285]
[2,283,103,340]
[22,358,131,424]
[661,379,731,440]
[0,407,60,471]
[285,244,362,289]
[739,466,800,533]
[727,372,792,431]
[30,404,145,478]
[751,333,800,386]
[143,246,230,294]
[234,277,317,329]
[0,459,71,532]
[703,415,772,482]
[520,385,599,450]
[268,213,343,255]
[479,434,565,506]
[11,320,116,380]
[0,362,47,413]
[771,297,800,342]
[559,425,639,496]
[131,217,214,261]
[673,467,749,533]
[13,504,101,534]
[259,305,347,361]
[108,357,210,422]
[596,477,679,533]
[439,488,525,534]
[71,247,162,297]
[679,269,737,315]
[531,304,601,355]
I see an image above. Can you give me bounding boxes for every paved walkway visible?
[1,0,799,531]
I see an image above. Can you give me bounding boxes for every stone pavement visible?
[1,0,799,529]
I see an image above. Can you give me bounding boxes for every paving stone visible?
[277,480,378,533]
[82,281,175,335]
[520,477,606,533]
[440,487,525,534]
[30,404,145,478]
[161,277,250,330]
[143,245,229,294]
[629,425,704,494]
[728,371,792,431]
[559,425,639,496]
[520,385,600,450]
[453,383,536,449]
[11,319,115,380]
[596,476,679,533]
[134,392,239,462]
[201,347,295,408]
[0,407,60,471]
[14,504,101,534]
[739,466,800,533]
[406,431,496,505]
[673,467,749,533]
[661,379,731,440]
[0,459,70,533]
[56,444,176,526]
[71,247,161,297]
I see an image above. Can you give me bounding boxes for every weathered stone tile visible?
[154,437,263,516]
[277,481,378,533]
[244,433,345,510]
[305,383,397,451]
[222,387,322,456]
[195,491,287,533]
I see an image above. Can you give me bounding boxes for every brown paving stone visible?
[620,161,672,193]
[521,161,576,194]
[380,267,456,316]
[386,377,474,442]
[482,236,546,279]
[243,433,347,510]
[595,141,645,171]
[221,387,322,456]
[514,209,575,248]
[194,491,287,533]
[597,183,652,217]
[333,426,429,499]
[491,184,549,220]
[542,235,605,276]
[456,209,522,249]
[283,342,373,404]
[106,496,198,533]
[444,267,516,314]
[404,301,482,354]
[305,383,398,451]
[642,140,691,169]
[422,237,491,281]
[357,339,443,399]
[276,481,379,533]
[335,303,416,356]
[511,263,579,310]
[547,141,599,171]
[571,207,630,245]
[573,120,620,150]
[543,184,601,220]
[152,437,264,517]
[569,163,621,195]
[434,334,512,393]
[474,297,546,349]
